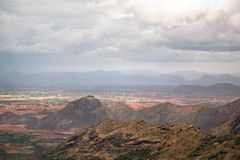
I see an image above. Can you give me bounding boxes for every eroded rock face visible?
[212,112,240,136]
[230,113,240,135]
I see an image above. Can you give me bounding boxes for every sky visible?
[0,0,240,73]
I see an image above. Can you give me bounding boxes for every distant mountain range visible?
[0,71,240,88]
[173,83,240,97]
[171,70,206,80]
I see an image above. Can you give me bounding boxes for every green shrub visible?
[235,137,240,145]
[208,151,227,160]
[115,148,152,160]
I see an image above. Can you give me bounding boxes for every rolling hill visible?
[0,96,240,133]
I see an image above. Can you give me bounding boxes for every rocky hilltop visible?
[31,95,112,131]
[43,120,240,160]
[63,95,102,111]
[43,120,204,160]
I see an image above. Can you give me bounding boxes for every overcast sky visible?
[0,0,240,73]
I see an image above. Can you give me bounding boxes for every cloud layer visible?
[0,0,240,72]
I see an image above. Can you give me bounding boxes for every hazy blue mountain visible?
[171,71,206,80]
[0,71,189,88]
[0,71,240,88]
[174,83,240,97]
[191,74,240,86]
